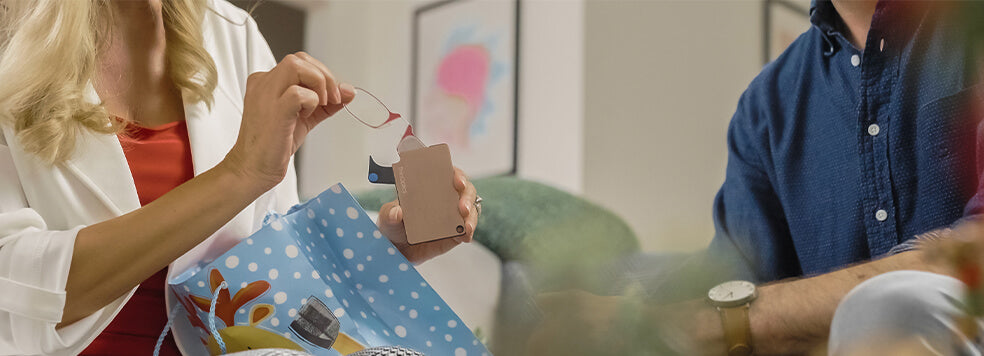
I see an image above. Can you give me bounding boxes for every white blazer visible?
[0,2,298,355]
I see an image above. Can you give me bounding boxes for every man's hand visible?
[376,167,479,264]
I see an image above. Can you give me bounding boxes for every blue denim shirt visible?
[706,1,984,283]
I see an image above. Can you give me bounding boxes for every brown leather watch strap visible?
[718,305,753,356]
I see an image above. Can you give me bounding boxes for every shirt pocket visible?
[918,84,981,155]
[916,83,982,192]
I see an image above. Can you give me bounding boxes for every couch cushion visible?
[358,177,640,291]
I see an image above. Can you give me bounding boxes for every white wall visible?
[293,0,763,253]
[296,0,585,200]
[582,0,762,252]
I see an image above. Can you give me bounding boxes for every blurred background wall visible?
[235,0,781,252]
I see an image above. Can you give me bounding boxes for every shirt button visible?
[880,38,886,52]
[867,124,880,136]
[875,209,888,221]
[851,54,861,67]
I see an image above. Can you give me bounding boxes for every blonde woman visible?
[0,1,480,355]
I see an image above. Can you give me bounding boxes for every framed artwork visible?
[412,0,520,177]
[763,0,811,64]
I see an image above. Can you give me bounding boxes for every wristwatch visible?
[707,280,757,356]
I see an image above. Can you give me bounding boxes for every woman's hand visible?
[376,167,479,264]
[222,52,355,192]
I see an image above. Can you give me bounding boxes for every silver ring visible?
[474,196,483,216]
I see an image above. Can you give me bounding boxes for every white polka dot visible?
[430,326,436,332]
[473,340,479,345]
[434,306,441,311]
[325,288,334,298]
[271,317,280,326]
[361,311,368,319]
[294,272,301,279]
[357,232,364,238]
[312,270,320,279]
[288,308,297,317]
[347,207,359,219]
[399,305,406,311]
[421,282,428,287]
[285,245,298,258]
[271,220,283,231]
[356,283,363,290]
[197,281,205,287]
[387,247,396,255]
[307,209,316,219]
[224,256,239,268]
[445,334,453,342]
[427,341,433,347]
[321,219,328,227]
[333,273,341,283]
[388,289,395,295]
[395,325,407,338]
[411,292,419,299]
[366,256,373,261]
[409,309,418,319]
[357,264,365,271]
[239,309,245,314]
[379,275,389,283]
[329,208,335,215]
[368,296,375,303]
[344,270,351,278]
[334,308,345,317]
[373,230,382,239]
[448,320,457,328]
[240,282,248,288]
[383,330,390,336]
[268,269,279,280]
[399,263,409,271]
[320,233,325,239]
[306,245,312,252]
[455,348,467,356]
[264,247,272,255]
[274,292,287,304]
[343,249,354,259]
[331,185,342,194]
[301,298,307,305]
[246,238,253,245]
[184,286,190,292]
[284,332,291,339]
[306,227,312,234]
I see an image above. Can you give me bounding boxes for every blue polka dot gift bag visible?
[167,183,491,356]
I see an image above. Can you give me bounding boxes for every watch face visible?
[708,280,756,305]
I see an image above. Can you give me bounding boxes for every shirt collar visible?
[810,0,847,55]
[809,0,928,55]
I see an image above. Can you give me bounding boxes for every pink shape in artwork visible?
[435,45,491,115]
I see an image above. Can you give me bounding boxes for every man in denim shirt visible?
[530,1,984,354]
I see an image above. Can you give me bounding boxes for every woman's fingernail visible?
[389,206,400,222]
[340,83,355,96]
[333,89,342,104]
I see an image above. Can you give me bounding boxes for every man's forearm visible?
[690,250,946,355]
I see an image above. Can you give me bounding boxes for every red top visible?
[81,120,194,356]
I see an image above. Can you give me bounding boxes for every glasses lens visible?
[344,88,393,128]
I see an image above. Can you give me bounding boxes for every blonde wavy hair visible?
[0,0,218,164]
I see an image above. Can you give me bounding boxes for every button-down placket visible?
[857,5,904,256]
